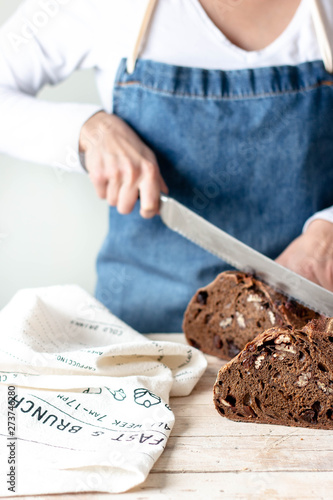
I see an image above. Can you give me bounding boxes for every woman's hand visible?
[79,111,168,218]
[276,219,333,291]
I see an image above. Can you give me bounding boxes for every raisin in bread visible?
[183,271,319,360]
[213,317,333,429]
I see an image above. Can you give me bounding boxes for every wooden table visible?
[17,335,333,500]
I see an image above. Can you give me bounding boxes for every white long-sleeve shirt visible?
[0,0,332,227]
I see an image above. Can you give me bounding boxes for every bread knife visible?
[159,194,333,317]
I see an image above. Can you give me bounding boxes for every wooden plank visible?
[125,471,333,500]
[171,414,333,437]
[16,472,333,500]
[153,436,333,472]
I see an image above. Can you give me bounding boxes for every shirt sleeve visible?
[0,0,102,173]
[303,206,333,232]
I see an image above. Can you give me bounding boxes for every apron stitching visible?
[114,79,333,100]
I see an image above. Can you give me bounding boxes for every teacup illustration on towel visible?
[108,388,127,401]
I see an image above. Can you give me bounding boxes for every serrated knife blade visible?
[159,194,333,317]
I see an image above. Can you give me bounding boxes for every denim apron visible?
[95,2,333,333]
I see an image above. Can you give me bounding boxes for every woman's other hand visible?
[79,111,168,218]
[276,219,333,291]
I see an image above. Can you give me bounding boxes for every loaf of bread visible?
[183,271,320,360]
[213,317,333,429]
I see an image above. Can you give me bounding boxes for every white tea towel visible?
[0,285,207,495]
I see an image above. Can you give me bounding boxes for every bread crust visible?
[183,271,320,360]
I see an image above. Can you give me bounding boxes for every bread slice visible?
[183,271,320,360]
[213,317,333,429]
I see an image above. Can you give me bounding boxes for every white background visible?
[0,0,108,309]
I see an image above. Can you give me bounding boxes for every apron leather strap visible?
[126,0,158,74]
[311,0,333,73]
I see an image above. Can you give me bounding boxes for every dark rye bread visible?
[183,271,320,360]
[213,318,333,429]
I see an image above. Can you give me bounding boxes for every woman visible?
[0,0,332,332]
